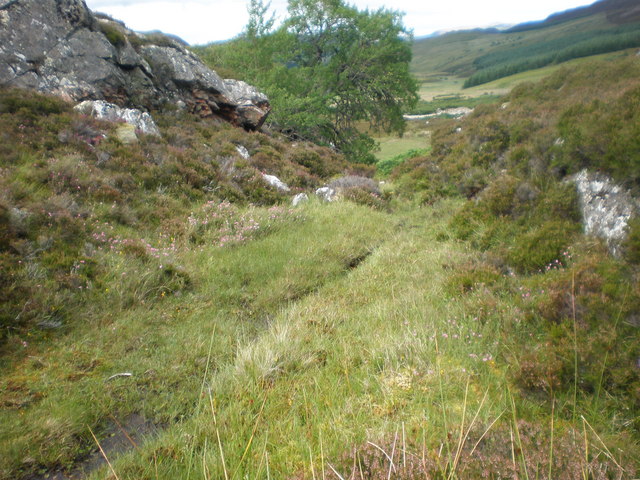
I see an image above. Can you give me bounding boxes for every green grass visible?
[374,119,432,162]
[2,197,637,479]
[0,200,394,478]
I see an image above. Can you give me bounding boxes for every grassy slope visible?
[374,119,432,162]
[390,52,640,470]
[99,201,505,479]
[2,54,640,479]
[7,196,634,480]
[0,201,395,478]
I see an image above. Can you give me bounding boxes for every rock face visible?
[572,169,639,256]
[0,0,270,130]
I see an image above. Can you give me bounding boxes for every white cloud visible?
[85,0,593,45]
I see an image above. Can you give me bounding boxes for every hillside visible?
[1,51,639,480]
[509,0,640,31]
[411,0,640,87]
[1,1,640,479]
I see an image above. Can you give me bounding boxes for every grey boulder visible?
[0,0,270,130]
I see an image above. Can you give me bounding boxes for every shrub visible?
[0,89,69,116]
[477,174,520,216]
[449,203,491,241]
[376,148,429,177]
[340,187,388,210]
[533,182,581,223]
[328,175,380,195]
[99,22,127,47]
[444,261,502,295]
[512,346,566,394]
[506,220,579,274]
[456,167,488,198]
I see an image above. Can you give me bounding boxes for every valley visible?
[1,0,639,478]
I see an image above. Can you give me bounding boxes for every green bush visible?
[340,187,388,210]
[533,182,581,223]
[449,203,492,241]
[506,220,579,274]
[376,148,429,177]
[478,174,520,216]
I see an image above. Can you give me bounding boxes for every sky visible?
[84,0,594,45]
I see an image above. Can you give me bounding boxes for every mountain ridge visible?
[411,0,640,83]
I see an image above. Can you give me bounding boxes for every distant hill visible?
[412,0,640,86]
[509,0,640,32]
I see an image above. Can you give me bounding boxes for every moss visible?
[99,22,127,48]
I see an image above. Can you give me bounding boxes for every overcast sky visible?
[85,0,593,45]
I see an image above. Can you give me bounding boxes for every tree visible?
[273,0,418,163]
[246,0,276,39]
[199,0,418,163]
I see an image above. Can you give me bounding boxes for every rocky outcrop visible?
[0,0,270,130]
[572,169,639,256]
[292,193,309,207]
[74,100,160,136]
[316,187,336,202]
[262,173,290,193]
[235,145,251,160]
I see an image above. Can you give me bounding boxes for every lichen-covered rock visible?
[223,79,270,130]
[115,123,138,144]
[316,187,336,202]
[235,145,251,160]
[572,169,639,256]
[74,100,161,136]
[0,0,270,130]
[292,193,309,207]
[262,174,290,193]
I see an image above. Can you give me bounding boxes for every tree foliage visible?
[197,0,418,163]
